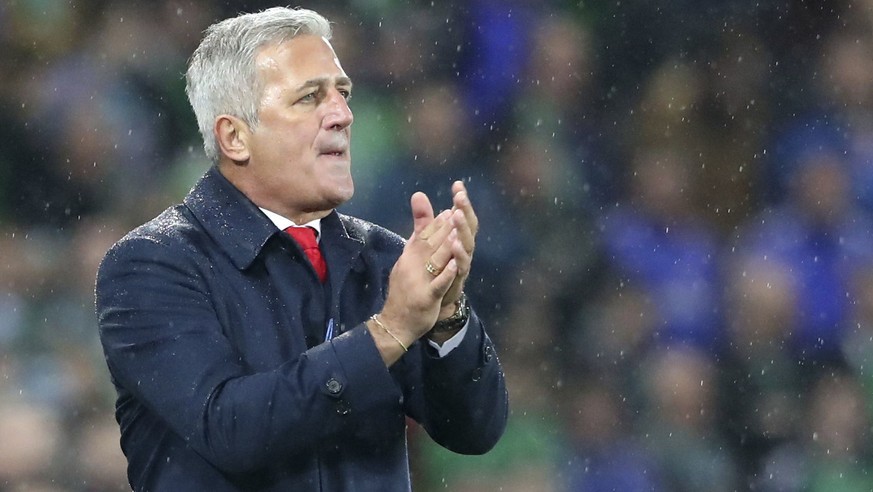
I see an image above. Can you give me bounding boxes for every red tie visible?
[285,226,327,283]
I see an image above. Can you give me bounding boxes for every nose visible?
[323,89,354,130]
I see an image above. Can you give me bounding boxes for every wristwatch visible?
[430,293,470,333]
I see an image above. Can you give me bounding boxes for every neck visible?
[218,162,333,225]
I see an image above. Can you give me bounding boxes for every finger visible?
[420,212,453,252]
[419,209,451,242]
[429,258,459,298]
[451,186,479,236]
[451,208,475,254]
[428,229,457,276]
[450,231,472,277]
[410,192,435,236]
[440,234,471,306]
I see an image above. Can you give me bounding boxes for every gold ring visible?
[425,260,442,276]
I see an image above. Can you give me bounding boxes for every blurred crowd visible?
[3,0,873,490]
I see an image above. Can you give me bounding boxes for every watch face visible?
[431,294,470,333]
[451,296,467,321]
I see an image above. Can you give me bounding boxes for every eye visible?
[297,90,319,104]
[338,89,352,101]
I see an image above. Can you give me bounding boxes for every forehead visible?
[255,34,347,85]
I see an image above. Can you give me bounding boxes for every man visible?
[95,7,507,491]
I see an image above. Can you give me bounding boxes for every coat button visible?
[484,346,493,362]
[471,368,482,382]
[326,378,343,395]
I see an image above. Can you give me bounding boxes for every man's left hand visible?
[421,181,479,320]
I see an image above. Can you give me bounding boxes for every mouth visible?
[318,141,349,159]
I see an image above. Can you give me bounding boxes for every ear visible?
[214,115,251,164]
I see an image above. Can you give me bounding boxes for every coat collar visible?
[184,166,276,270]
[183,166,364,272]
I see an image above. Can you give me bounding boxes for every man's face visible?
[244,35,354,220]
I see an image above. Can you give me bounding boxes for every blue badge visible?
[325,318,335,341]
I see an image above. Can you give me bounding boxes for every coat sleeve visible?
[95,234,399,474]
[405,309,509,455]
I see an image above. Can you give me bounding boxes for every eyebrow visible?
[295,76,354,92]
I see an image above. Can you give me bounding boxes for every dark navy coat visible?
[95,166,508,491]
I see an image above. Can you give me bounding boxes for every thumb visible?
[410,192,435,235]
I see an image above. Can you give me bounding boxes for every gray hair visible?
[186,7,332,163]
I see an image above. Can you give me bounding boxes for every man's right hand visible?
[368,192,458,365]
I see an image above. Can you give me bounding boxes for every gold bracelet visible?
[370,314,408,352]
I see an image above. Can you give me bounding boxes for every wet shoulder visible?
[102,205,205,265]
[340,213,405,254]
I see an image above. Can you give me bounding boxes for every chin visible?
[327,180,355,207]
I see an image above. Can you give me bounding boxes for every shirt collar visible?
[259,207,322,239]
